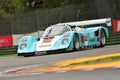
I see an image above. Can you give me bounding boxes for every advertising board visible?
[0,35,13,48]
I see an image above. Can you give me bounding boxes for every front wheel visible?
[73,34,79,51]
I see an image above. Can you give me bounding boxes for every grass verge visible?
[0,54,16,58]
[69,56,120,66]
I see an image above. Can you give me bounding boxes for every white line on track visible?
[82,69,94,71]
[55,71,67,73]
[113,66,120,68]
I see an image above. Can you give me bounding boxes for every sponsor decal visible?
[89,33,95,42]
[90,33,94,38]
[81,36,85,43]
[89,38,95,42]
[21,36,28,42]
[43,38,53,43]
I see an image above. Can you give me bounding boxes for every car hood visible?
[36,36,61,51]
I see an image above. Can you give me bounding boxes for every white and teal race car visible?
[17,18,111,56]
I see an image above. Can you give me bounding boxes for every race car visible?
[17,18,111,56]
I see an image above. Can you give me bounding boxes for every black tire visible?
[17,53,22,56]
[99,30,106,47]
[24,53,35,57]
[18,54,29,57]
[17,53,35,57]
[73,34,79,51]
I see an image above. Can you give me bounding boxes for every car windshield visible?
[42,25,70,37]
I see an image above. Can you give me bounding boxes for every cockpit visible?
[42,25,71,37]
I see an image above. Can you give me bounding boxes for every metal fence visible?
[0,4,92,36]
[0,0,120,53]
[0,0,120,36]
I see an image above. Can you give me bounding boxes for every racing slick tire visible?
[99,29,106,47]
[18,53,35,57]
[73,34,79,51]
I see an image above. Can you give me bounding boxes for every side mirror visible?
[36,37,40,41]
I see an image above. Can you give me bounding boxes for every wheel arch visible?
[72,32,80,43]
[68,32,80,49]
[95,28,108,39]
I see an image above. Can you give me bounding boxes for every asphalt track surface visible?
[1,68,120,80]
[0,45,120,80]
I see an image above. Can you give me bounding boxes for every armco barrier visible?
[0,33,120,55]
[0,46,17,55]
[106,33,120,45]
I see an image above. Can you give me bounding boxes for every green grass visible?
[0,53,16,58]
[69,56,120,66]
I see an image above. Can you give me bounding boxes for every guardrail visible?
[0,46,17,55]
[106,33,120,45]
[0,33,120,55]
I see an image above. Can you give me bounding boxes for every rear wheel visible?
[73,34,79,51]
[99,30,106,47]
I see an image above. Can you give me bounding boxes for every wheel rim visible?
[75,41,79,50]
[100,31,106,45]
[74,35,79,50]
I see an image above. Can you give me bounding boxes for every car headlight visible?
[62,38,69,45]
[20,44,27,50]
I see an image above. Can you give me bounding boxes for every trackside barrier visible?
[0,35,13,48]
[106,33,120,45]
[0,46,17,55]
[0,33,120,55]
[113,20,120,33]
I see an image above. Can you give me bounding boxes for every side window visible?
[66,26,72,31]
[66,27,70,31]
[75,27,82,31]
[67,27,71,31]
[71,28,76,31]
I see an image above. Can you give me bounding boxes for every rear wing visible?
[61,18,111,27]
